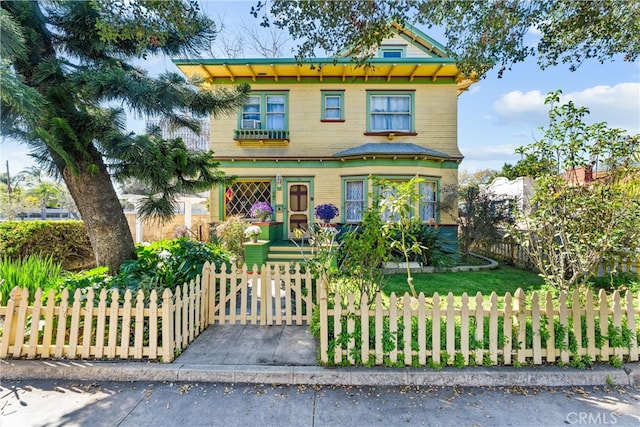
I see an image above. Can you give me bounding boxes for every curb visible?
[2,360,638,387]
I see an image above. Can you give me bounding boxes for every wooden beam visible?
[222,64,235,82]
[409,64,420,82]
[364,67,370,82]
[296,64,301,82]
[200,65,214,82]
[342,65,347,82]
[432,63,445,82]
[246,64,257,82]
[318,67,323,82]
[270,64,279,82]
[386,64,396,82]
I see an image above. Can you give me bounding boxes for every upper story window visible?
[321,91,344,121]
[380,48,404,58]
[240,92,288,130]
[368,91,413,133]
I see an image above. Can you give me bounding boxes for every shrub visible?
[108,238,231,294]
[0,220,94,270]
[388,221,457,268]
[214,215,248,261]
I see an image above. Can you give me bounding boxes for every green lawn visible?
[383,265,545,298]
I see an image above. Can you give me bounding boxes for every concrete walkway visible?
[2,324,639,388]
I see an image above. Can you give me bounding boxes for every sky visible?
[1,0,639,177]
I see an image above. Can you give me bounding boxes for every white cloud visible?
[493,89,547,125]
[461,143,521,161]
[564,83,640,133]
[492,83,640,133]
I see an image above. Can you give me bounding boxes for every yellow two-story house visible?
[174,23,474,243]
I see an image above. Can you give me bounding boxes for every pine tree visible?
[1,1,249,273]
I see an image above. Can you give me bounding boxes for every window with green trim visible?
[368,92,413,132]
[344,179,365,222]
[321,91,344,121]
[240,92,287,130]
[374,178,438,223]
[419,181,437,222]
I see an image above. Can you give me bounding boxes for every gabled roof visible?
[173,23,477,95]
[333,143,456,160]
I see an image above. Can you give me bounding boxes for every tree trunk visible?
[62,155,136,275]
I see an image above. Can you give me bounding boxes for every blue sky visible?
[2,0,639,176]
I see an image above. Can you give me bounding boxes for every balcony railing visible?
[234,129,290,140]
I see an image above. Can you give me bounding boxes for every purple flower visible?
[315,203,339,221]
[250,201,274,220]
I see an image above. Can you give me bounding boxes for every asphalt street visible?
[1,379,638,427]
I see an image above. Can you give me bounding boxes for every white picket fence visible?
[0,262,315,363]
[318,288,640,366]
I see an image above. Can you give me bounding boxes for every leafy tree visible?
[256,0,639,77]
[510,91,640,291]
[499,152,556,180]
[457,184,515,259]
[376,177,425,298]
[1,1,249,273]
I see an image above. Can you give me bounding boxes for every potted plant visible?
[249,201,274,222]
[315,203,339,224]
[244,225,262,243]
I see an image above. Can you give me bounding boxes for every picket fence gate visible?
[0,262,315,363]
[207,263,317,326]
[319,288,640,366]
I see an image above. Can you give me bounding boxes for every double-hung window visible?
[374,178,438,223]
[240,92,288,130]
[344,179,365,222]
[419,181,437,222]
[368,92,413,132]
[321,91,344,121]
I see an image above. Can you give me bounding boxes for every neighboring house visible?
[174,23,475,242]
[479,176,535,219]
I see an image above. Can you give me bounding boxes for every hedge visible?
[0,220,94,270]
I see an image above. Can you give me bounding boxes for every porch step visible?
[267,242,313,263]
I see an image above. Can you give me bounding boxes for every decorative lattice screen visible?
[225,181,272,217]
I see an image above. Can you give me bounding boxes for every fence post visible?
[161,288,175,363]
[260,264,268,325]
[1,288,22,358]
[319,275,329,364]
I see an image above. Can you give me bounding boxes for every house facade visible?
[174,23,474,242]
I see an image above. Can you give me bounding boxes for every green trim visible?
[341,176,369,223]
[372,175,441,223]
[173,57,456,66]
[238,91,289,131]
[217,158,460,169]
[185,76,458,86]
[321,91,344,121]
[366,91,415,133]
[394,22,450,57]
[283,178,314,239]
[216,178,276,221]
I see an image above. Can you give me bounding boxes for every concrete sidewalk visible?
[2,325,639,387]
